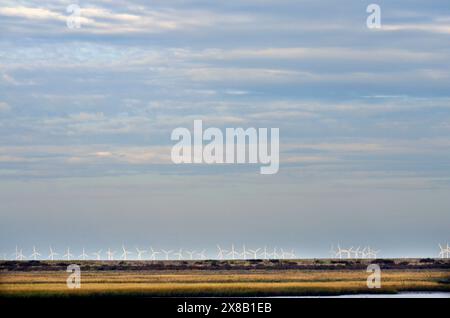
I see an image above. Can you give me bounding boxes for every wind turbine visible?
[63,247,73,261]
[365,246,379,259]
[241,244,248,260]
[262,246,269,259]
[438,243,449,259]
[92,250,102,260]
[339,246,352,259]
[288,249,296,259]
[216,245,228,260]
[173,249,183,260]
[361,247,368,259]
[15,246,25,260]
[48,246,58,261]
[30,246,41,260]
[79,248,89,260]
[439,244,445,258]
[335,244,344,259]
[149,247,160,260]
[121,245,132,260]
[228,244,239,260]
[197,249,207,260]
[135,247,146,260]
[329,244,338,258]
[352,247,362,259]
[161,249,173,260]
[13,246,19,260]
[106,248,116,260]
[248,248,261,259]
[185,250,196,260]
[279,248,288,260]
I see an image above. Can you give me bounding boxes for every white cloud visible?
[383,23,450,35]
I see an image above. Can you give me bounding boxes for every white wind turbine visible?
[121,245,132,260]
[273,247,281,259]
[197,249,207,260]
[92,250,102,260]
[288,249,296,259]
[329,244,338,258]
[13,246,19,260]
[48,246,58,261]
[149,247,160,260]
[63,247,73,261]
[279,248,288,260]
[438,243,450,259]
[30,246,41,260]
[340,246,352,259]
[262,246,269,259]
[228,244,239,260]
[15,246,25,260]
[335,244,344,259]
[173,249,183,260]
[241,244,248,260]
[216,245,228,260]
[352,247,362,259]
[135,247,146,260]
[106,248,116,261]
[161,249,173,260]
[365,246,379,259]
[438,244,445,258]
[185,250,196,260]
[79,248,89,260]
[361,247,368,258]
[248,248,261,260]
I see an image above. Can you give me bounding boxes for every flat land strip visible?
[1,259,449,297]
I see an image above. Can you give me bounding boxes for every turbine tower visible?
[161,249,173,260]
[135,247,146,260]
[173,249,183,260]
[262,246,269,259]
[106,248,116,261]
[92,250,102,260]
[185,250,196,260]
[228,244,239,260]
[149,247,160,260]
[197,249,207,260]
[48,246,58,261]
[241,244,248,260]
[63,247,73,261]
[15,246,25,260]
[30,246,41,260]
[79,248,89,260]
[438,243,450,259]
[248,248,261,260]
[216,245,228,260]
[121,245,132,260]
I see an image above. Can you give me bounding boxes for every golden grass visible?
[1,269,449,297]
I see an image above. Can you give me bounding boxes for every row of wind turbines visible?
[330,245,380,259]
[438,243,450,259]
[6,245,296,261]
[3,243,449,261]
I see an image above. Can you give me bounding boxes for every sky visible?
[0,0,450,259]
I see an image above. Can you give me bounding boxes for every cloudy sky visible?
[1,0,449,258]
